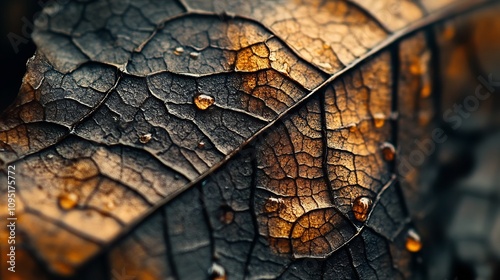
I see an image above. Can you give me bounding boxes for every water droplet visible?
[47,154,54,159]
[190,52,200,59]
[198,141,206,149]
[420,84,431,98]
[373,113,386,128]
[351,196,372,222]
[406,228,422,252]
[410,63,422,75]
[193,94,215,110]
[139,133,152,144]
[174,174,180,180]
[381,142,396,162]
[174,47,184,56]
[264,197,282,213]
[220,206,234,225]
[209,262,226,280]
[106,201,115,210]
[58,193,79,210]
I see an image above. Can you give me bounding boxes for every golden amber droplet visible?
[410,63,421,75]
[139,133,152,144]
[190,52,200,59]
[381,142,396,162]
[106,201,115,210]
[264,197,282,213]
[174,47,184,56]
[209,262,227,280]
[420,84,432,98]
[348,124,358,133]
[58,193,79,210]
[198,141,206,149]
[352,196,372,222]
[220,206,234,225]
[194,94,215,110]
[373,113,386,128]
[406,228,422,252]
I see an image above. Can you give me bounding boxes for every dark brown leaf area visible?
[0,0,499,279]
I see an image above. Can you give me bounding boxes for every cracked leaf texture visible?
[1,0,499,279]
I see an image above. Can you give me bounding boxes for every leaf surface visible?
[0,0,498,279]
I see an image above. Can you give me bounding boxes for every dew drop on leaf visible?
[58,193,79,210]
[220,206,234,225]
[139,133,152,144]
[264,197,282,213]
[420,84,431,98]
[106,201,115,210]
[352,196,372,222]
[405,228,422,252]
[410,63,422,75]
[348,124,358,133]
[174,47,184,56]
[381,142,396,161]
[194,94,215,110]
[198,141,206,149]
[373,113,386,128]
[190,52,200,59]
[209,262,227,280]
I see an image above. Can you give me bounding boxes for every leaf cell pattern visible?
[1,0,499,279]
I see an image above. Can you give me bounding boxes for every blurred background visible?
[0,0,499,279]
